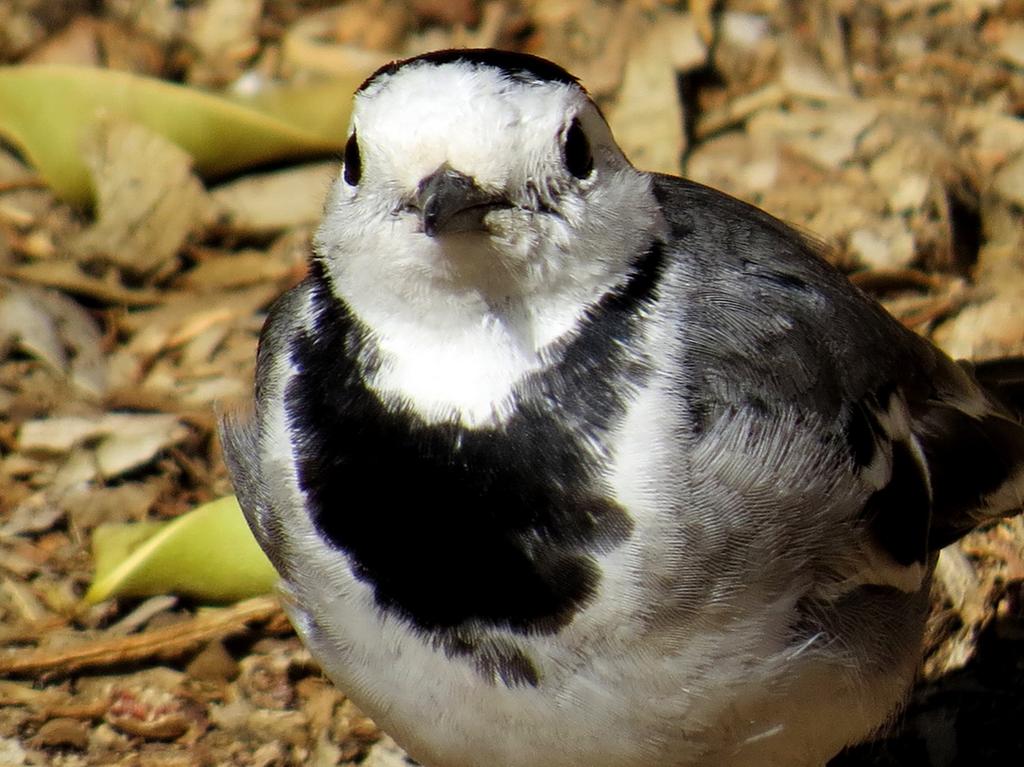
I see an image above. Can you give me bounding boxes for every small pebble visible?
[32,717,90,750]
[186,640,240,683]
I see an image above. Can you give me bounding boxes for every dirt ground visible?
[1,1,1023,765]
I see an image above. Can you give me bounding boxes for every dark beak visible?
[415,167,507,236]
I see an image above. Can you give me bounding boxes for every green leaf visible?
[85,495,278,605]
[0,65,362,205]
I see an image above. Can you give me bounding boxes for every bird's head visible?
[314,49,662,333]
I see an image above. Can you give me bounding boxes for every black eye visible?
[343,132,361,185]
[563,118,593,179]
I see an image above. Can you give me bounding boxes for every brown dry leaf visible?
[323,0,410,51]
[977,206,1023,268]
[61,481,164,531]
[23,16,102,67]
[529,0,638,99]
[869,142,933,214]
[107,685,198,741]
[121,284,279,358]
[0,492,65,538]
[747,101,880,171]
[0,260,166,306]
[606,11,699,175]
[410,0,479,27]
[935,547,986,629]
[281,6,398,78]
[803,178,888,245]
[778,32,852,102]
[0,148,46,223]
[956,108,1024,174]
[450,2,509,49]
[95,422,190,479]
[848,217,916,271]
[101,276,270,405]
[94,17,166,75]
[689,0,717,44]
[695,83,787,139]
[180,249,300,291]
[31,717,90,749]
[932,286,1024,359]
[0,278,108,398]
[362,735,413,767]
[0,680,69,710]
[992,152,1024,208]
[187,0,262,86]
[18,412,189,480]
[72,118,212,279]
[996,21,1024,68]
[685,131,780,198]
[24,16,165,75]
[210,161,336,236]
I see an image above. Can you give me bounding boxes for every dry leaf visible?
[933,287,1024,359]
[210,161,337,235]
[187,0,262,86]
[121,284,279,358]
[0,65,353,205]
[23,17,102,67]
[992,152,1024,208]
[869,145,932,213]
[606,12,693,176]
[996,22,1024,68]
[848,218,916,271]
[85,496,277,604]
[18,413,189,480]
[779,30,852,102]
[0,278,108,398]
[281,7,397,78]
[957,108,1024,171]
[180,250,299,291]
[0,261,166,307]
[748,102,880,170]
[73,119,211,278]
[685,131,780,196]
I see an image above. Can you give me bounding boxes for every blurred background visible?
[0,1,1022,765]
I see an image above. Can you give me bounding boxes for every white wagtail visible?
[220,49,1024,766]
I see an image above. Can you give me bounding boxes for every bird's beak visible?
[414,167,508,237]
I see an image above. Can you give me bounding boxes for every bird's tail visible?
[972,356,1024,422]
[923,356,1024,549]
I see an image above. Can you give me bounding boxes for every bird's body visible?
[221,49,1024,766]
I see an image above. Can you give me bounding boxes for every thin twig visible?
[0,596,284,679]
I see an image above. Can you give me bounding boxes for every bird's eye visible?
[344,132,361,186]
[563,118,594,179]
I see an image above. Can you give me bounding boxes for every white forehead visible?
[352,63,591,189]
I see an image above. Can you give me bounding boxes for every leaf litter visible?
[0,1,1022,765]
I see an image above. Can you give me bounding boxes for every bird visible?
[219,48,1024,766]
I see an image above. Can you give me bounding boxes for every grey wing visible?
[219,281,314,577]
[655,175,1024,572]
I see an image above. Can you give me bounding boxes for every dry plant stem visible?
[0,595,283,679]
[0,177,47,192]
[899,292,969,330]
[0,262,167,306]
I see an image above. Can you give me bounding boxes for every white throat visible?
[319,221,627,428]
[312,60,665,427]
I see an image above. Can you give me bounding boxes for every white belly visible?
[280,531,919,767]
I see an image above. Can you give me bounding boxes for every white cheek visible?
[485,210,538,255]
